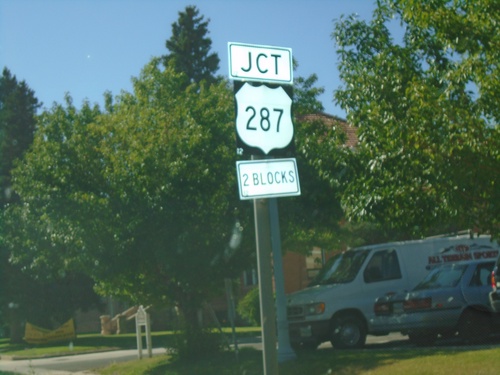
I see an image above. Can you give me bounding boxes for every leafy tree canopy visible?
[1,69,101,340]
[162,5,220,85]
[6,61,251,313]
[0,67,40,207]
[333,0,500,238]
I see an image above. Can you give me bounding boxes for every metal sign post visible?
[253,191,279,375]
[269,198,296,362]
[229,41,299,375]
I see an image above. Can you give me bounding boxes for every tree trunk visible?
[9,308,23,343]
[174,290,220,361]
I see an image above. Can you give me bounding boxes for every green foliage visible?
[2,270,102,331]
[7,60,248,302]
[0,67,40,206]
[162,5,220,85]
[5,96,104,280]
[4,59,251,354]
[293,71,325,116]
[236,287,261,326]
[170,320,224,362]
[268,68,363,252]
[1,68,101,340]
[333,0,500,238]
[0,67,30,334]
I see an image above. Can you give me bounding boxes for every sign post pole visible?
[253,190,279,375]
[229,42,299,374]
[269,198,296,362]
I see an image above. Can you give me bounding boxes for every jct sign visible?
[228,42,293,84]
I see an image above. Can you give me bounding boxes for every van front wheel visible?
[330,315,367,349]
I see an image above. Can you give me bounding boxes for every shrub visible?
[237,287,261,326]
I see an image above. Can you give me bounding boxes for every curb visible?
[0,347,121,361]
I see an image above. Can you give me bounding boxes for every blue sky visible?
[1,0,380,119]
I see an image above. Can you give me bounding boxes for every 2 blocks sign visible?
[236,158,300,200]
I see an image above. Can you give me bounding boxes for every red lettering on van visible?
[428,256,442,265]
[474,250,499,259]
[442,253,473,262]
[455,245,469,252]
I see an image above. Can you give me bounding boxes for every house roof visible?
[297,112,358,148]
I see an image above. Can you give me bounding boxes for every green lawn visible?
[2,330,500,374]
[98,346,500,375]
[0,327,259,359]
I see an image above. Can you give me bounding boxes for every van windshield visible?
[310,249,371,286]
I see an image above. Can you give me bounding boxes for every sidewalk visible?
[0,347,167,375]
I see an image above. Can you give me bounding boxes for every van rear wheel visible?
[330,315,367,349]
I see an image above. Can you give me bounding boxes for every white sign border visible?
[236,158,301,200]
[228,42,293,85]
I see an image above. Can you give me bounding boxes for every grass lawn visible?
[0,327,260,359]
[2,329,500,374]
[98,348,500,375]
[98,345,500,375]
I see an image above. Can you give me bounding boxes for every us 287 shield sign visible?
[234,81,295,157]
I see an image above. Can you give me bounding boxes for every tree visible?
[293,71,325,117]
[162,5,220,85]
[0,67,40,206]
[282,67,386,250]
[0,69,40,268]
[332,0,500,238]
[282,76,345,250]
[0,68,40,340]
[0,69,102,341]
[6,61,251,356]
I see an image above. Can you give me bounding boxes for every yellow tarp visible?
[24,318,76,344]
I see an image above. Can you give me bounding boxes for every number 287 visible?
[245,106,284,132]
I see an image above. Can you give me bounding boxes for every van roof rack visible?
[425,230,480,239]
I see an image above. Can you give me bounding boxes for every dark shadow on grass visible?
[280,339,500,375]
[143,348,263,375]
[135,343,500,375]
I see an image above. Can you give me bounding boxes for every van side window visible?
[364,249,402,283]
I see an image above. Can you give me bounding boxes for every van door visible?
[361,249,404,321]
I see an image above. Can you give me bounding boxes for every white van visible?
[286,234,500,349]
